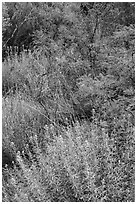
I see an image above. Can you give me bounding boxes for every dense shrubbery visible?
[2,123,134,202]
[2,2,135,202]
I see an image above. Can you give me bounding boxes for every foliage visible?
[2,2,135,202]
[2,123,134,202]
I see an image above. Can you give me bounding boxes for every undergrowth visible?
[2,119,135,202]
[2,3,135,201]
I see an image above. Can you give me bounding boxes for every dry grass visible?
[2,50,135,202]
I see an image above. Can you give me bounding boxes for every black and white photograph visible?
[2,1,135,202]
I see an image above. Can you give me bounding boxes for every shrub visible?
[2,121,135,202]
[2,93,50,167]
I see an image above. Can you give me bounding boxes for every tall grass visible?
[2,49,135,202]
[2,120,134,202]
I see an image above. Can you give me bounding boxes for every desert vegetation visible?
[2,2,135,202]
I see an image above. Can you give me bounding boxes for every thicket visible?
[2,2,135,202]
